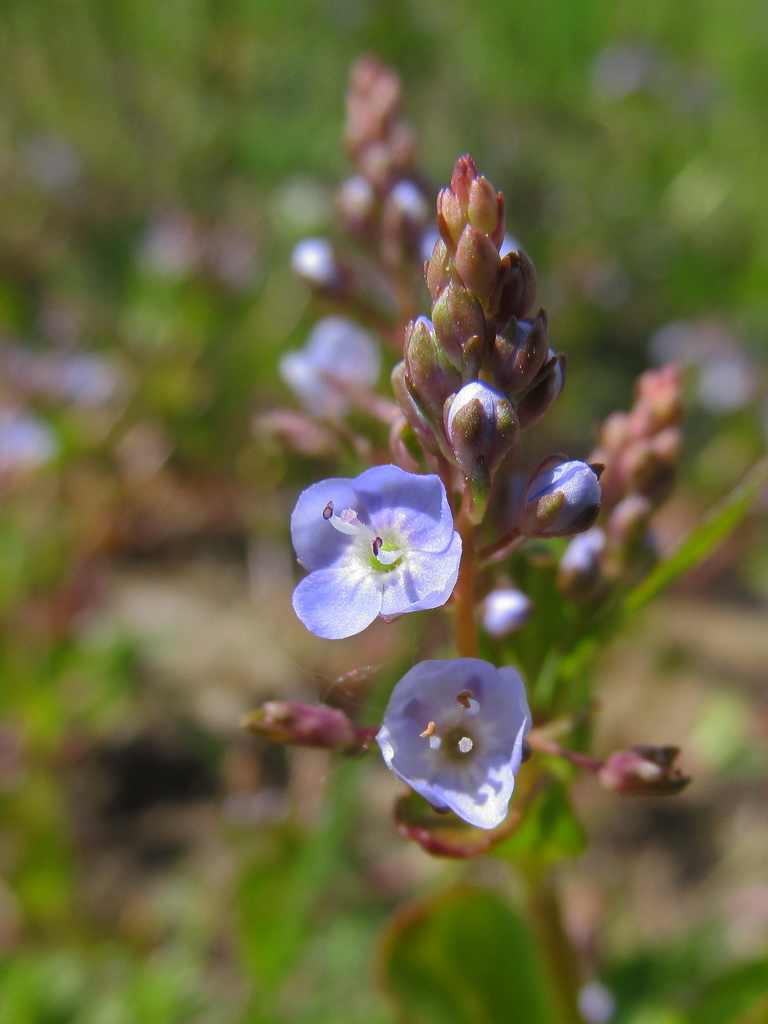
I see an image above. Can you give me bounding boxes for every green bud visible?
[444,381,518,485]
[404,316,462,420]
[468,176,500,235]
[432,281,487,371]
[454,225,501,308]
[426,237,452,300]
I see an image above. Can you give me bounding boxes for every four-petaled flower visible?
[279,316,380,419]
[376,658,531,829]
[291,465,462,639]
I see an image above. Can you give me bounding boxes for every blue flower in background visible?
[291,464,461,639]
[279,316,380,419]
[377,658,531,830]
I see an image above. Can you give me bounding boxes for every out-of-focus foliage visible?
[0,0,766,1021]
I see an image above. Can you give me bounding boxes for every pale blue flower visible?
[291,465,461,639]
[377,658,531,830]
[279,316,380,419]
[482,587,532,638]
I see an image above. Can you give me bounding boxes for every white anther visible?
[457,736,473,754]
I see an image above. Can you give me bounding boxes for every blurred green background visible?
[0,1,766,1021]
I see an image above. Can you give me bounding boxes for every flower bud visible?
[243,701,358,750]
[431,281,487,373]
[337,175,377,239]
[493,249,537,322]
[425,236,452,299]
[468,176,502,237]
[520,458,602,538]
[404,316,462,421]
[490,311,550,395]
[445,382,518,507]
[291,237,347,295]
[599,745,690,796]
[391,360,440,453]
[482,588,532,638]
[557,527,606,600]
[516,352,566,429]
[454,225,501,308]
[437,187,465,247]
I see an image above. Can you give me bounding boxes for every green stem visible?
[452,484,479,657]
[527,872,585,1024]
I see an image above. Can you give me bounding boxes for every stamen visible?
[429,735,441,750]
[322,501,334,520]
[457,736,473,754]
[456,689,480,714]
[372,536,383,557]
[420,720,436,738]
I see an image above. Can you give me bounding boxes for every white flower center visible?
[323,502,403,569]
[420,691,481,759]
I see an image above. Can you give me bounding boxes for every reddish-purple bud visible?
[490,310,550,395]
[426,237,453,299]
[243,701,359,750]
[517,352,566,429]
[437,188,465,247]
[450,154,477,208]
[493,250,537,321]
[599,746,690,796]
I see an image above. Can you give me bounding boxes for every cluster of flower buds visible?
[558,365,683,602]
[392,155,565,519]
[292,58,430,316]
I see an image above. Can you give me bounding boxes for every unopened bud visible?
[445,382,518,506]
[425,237,452,299]
[599,745,690,796]
[337,175,377,239]
[450,154,477,208]
[468,176,502,237]
[454,225,501,308]
[490,311,550,395]
[633,364,682,433]
[291,238,346,294]
[557,527,607,600]
[391,361,440,453]
[243,701,358,750]
[521,457,602,538]
[404,316,461,420]
[607,493,652,551]
[493,249,537,321]
[481,587,532,638]
[517,352,566,429]
[437,187,465,247]
[431,281,487,373]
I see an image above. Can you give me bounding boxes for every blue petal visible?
[352,464,456,553]
[292,563,382,639]
[379,534,461,617]
[291,477,359,571]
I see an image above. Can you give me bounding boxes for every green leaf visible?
[622,457,768,618]
[686,958,768,1024]
[379,887,555,1024]
[491,779,586,870]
